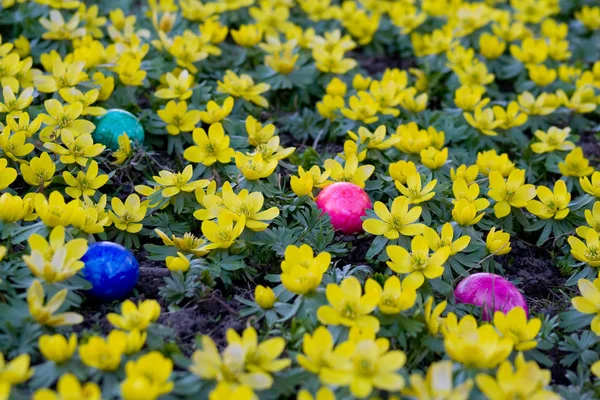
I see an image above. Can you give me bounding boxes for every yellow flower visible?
[558,85,598,114]
[217,70,270,108]
[245,116,275,147]
[44,131,105,166]
[527,64,557,87]
[255,285,276,309]
[476,353,559,400]
[6,112,43,138]
[227,326,291,373]
[290,166,330,198]
[389,160,418,185]
[116,56,147,86]
[165,252,191,272]
[201,214,246,250]
[79,330,127,371]
[493,102,528,130]
[63,160,109,199]
[189,335,273,390]
[399,88,428,112]
[112,133,133,165]
[387,235,450,288]
[454,85,489,111]
[572,278,600,333]
[559,147,594,177]
[395,172,437,204]
[28,280,83,327]
[323,154,374,188]
[313,48,357,75]
[231,24,263,47]
[297,326,337,374]
[58,88,106,117]
[493,306,541,351]
[235,153,278,181]
[486,227,512,256]
[476,149,515,177]
[93,72,115,101]
[479,33,505,59]
[403,361,473,399]
[569,230,600,268]
[209,382,256,400]
[184,123,235,166]
[575,6,600,30]
[463,106,504,136]
[517,91,559,116]
[38,334,77,364]
[23,225,88,283]
[220,182,280,231]
[38,99,94,142]
[107,299,161,331]
[576,202,600,238]
[157,100,201,135]
[34,191,79,227]
[0,352,33,385]
[0,158,16,190]
[424,297,446,336]
[0,193,30,224]
[320,336,406,398]
[362,196,425,240]
[452,198,486,226]
[297,387,336,400]
[581,171,600,198]
[155,69,194,100]
[442,313,513,368]
[420,147,448,170]
[347,125,400,151]
[488,169,536,218]
[531,126,575,154]
[265,48,299,75]
[20,152,55,188]
[121,352,173,400]
[0,86,34,115]
[0,128,35,162]
[340,91,379,124]
[39,10,86,41]
[109,194,147,233]
[200,97,234,124]
[510,37,548,65]
[423,223,471,256]
[317,276,381,332]
[526,180,570,220]
[394,122,431,154]
[317,94,344,120]
[155,229,208,257]
[368,276,417,315]
[153,164,206,198]
[33,373,101,400]
[281,244,331,295]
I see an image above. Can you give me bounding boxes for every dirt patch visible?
[76,265,245,355]
[350,52,416,75]
[335,234,374,267]
[579,130,600,165]
[501,239,568,316]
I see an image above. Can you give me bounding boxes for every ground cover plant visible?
[0,0,600,398]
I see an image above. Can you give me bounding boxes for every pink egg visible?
[316,182,372,234]
[454,272,528,320]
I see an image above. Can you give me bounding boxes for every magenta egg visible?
[454,272,528,320]
[316,182,372,234]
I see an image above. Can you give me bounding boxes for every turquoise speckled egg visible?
[92,109,144,150]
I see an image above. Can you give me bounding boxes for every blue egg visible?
[81,242,139,301]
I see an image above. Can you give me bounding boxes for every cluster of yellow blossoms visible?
[1,0,600,398]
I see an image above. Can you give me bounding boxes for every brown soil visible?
[76,263,245,355]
